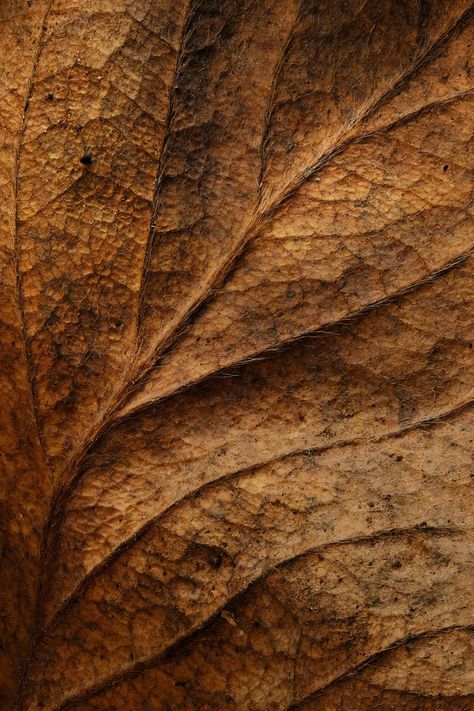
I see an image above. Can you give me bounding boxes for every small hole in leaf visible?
[80,154,93,165]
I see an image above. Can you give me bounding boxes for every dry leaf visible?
[1,1,473,709]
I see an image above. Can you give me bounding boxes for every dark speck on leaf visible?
[80,154,93,165]
[208,548,223,569]
[443,164,449,171]
[46,93,54,101]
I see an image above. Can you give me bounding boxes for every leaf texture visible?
[0,1,473,710]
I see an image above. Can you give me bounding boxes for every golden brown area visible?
[0,1,473,709]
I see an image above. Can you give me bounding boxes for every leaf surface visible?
[0,1,473,710]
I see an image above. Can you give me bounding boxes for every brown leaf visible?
[0,1,473,710]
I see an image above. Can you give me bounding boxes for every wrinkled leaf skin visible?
[0,1,473,710]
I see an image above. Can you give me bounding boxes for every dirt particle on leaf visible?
[208,548,223,569]
[80,154,93,166]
